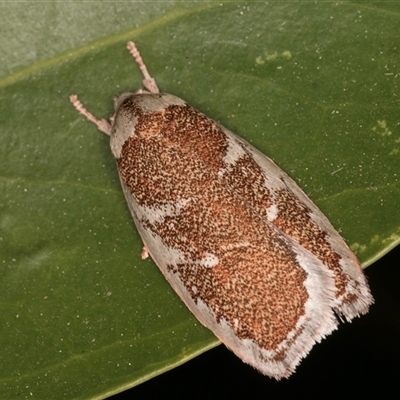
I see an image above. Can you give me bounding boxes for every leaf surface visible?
[0,2,399,398]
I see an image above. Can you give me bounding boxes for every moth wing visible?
[217,125,373,320]
[117,169,340,379]
[112,94,372,378]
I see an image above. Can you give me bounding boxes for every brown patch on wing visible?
[117,102,310,350]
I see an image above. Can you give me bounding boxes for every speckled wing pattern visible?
[70,42,373,380]
[111,93,373,379]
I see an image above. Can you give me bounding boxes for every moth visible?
[70,42,373,379]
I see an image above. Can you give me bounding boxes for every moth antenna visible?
[126,41,160,94]
[69,95,112,135]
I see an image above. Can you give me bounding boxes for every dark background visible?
[114,244,400,399]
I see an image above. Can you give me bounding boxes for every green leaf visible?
[1,1,399,398]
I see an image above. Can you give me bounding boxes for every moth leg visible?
[126,41,160,94]
[141,246,150,260]
[69,95,112,136]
